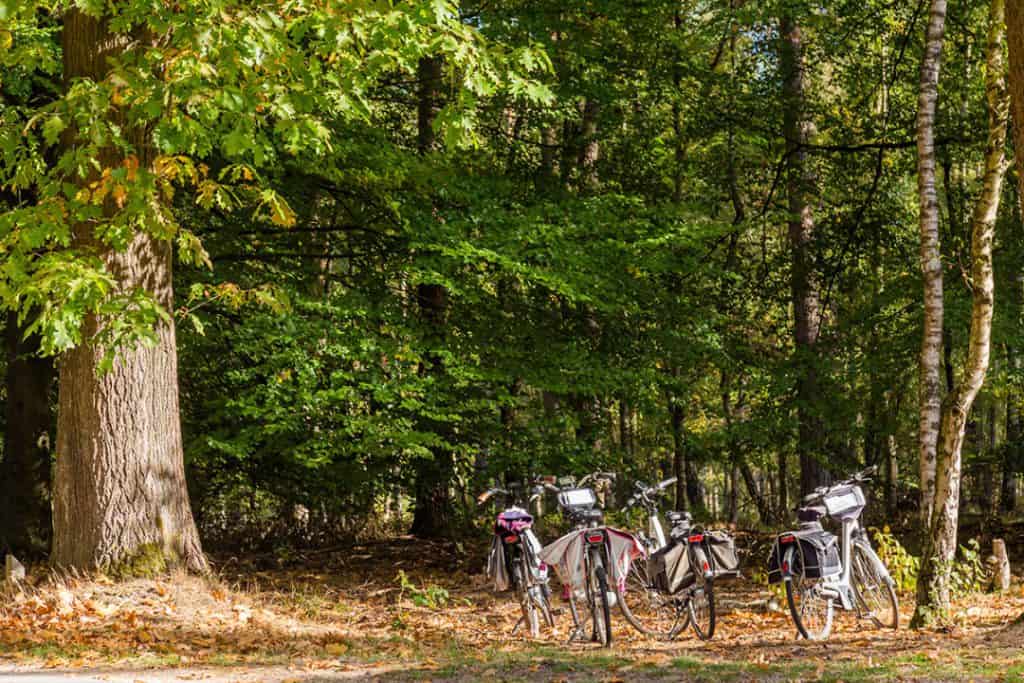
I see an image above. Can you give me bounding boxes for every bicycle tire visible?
[851,540,899,630]
[688,578,716,640]
[784,546,834,641]
[517,561,540,637]
[616,560,684,639]
[594,564,613,646]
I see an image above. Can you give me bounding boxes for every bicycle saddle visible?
[667,511,692,526]
[574,508,604,524]
[797,506,825,523]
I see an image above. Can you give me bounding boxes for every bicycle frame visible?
[811,515,859,611]
[782,481,891,613]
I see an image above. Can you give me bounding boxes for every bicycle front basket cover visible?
[650,539,691,594]
[705,530,740,578]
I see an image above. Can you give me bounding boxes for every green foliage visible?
[872,528,988,599]
[396,570,450,609]
[950,539,988,599]
[871,527,920,594]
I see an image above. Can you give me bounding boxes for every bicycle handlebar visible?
[799,465,878,507]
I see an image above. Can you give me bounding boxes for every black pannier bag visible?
[767,528,841,584]
[649,539,692,594]
[705,530,740,578]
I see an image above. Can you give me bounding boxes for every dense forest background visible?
[2,0,1024,629]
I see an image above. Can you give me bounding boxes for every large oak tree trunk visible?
[912,0,1006,626]
[52,8,206,573]
[915,0,948,529]
[780,14,829,496]
[0,312,55,557]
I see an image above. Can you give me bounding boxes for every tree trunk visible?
[52,8,206,573]
[915,0,948,529]
[728,465,740,524]
[576,98,600,191]
[1002,379,1020,512]
[670,401,704,512]
[409,55,453,538]
[780,14,828,496]
[1004,0,1024,515]
[0,311,55,557]
[912,0,1006,626]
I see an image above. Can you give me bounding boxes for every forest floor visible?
[0,537,1023,682]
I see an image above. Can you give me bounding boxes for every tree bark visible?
[576,98,600,191]
[915,0,948,529]
[780,14,828,496]
[1004,0,1024,515]
[0,311,55,557]
[912,0,1006,626]
[409,55,453,538]
[52,8,207,573]
[670,401,704,512]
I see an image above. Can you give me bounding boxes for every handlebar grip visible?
[657,477,678,490]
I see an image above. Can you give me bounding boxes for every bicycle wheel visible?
[516,561,540,637]
[592,564,613,646]
[616,560,686,639]
[784,546,834,641]
[851,540,899,630]
[688,579,715,640]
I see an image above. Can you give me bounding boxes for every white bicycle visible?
[768,466,898,640]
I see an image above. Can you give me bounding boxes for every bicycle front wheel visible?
[616,560,686,639]
[784,546,834,641]
[851,540,899,630]
[688,579,715,640]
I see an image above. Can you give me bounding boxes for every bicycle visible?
[539,472,642,646]
[617,478,738,640]
[479,482,555,638]
[768,465,899,640]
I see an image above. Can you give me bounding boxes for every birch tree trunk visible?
[912,0,1007,626]
[53,9,207,573]
[780,14,828,495]
[915,0,948,529]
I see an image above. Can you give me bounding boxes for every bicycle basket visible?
[822,485,865,519]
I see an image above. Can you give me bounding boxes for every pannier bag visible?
[767,528,841,584]
[486,535,512,592]
[649,539,692,594]
[705,530,740,578]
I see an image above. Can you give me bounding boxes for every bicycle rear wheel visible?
[516,562,540,637]
[688,579,715,640]
[851,540,898,629]
[784,546,834,641]
[593,564,613,646]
